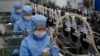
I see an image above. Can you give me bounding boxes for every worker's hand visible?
[43,51,51,56]
[42,48,51,56]
[22,29,29,36]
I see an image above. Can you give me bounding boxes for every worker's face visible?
[24,14,32,21]
[34,25,46,38]
[36,25,46,31]
[16,8,22,13]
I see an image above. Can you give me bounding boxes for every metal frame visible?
[55,13,100,55]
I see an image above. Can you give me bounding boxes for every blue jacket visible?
[20,33,59,56]
[13,5,34,32]
[10,11,23,23]
[10,2,23,23]
[13,18,32,33]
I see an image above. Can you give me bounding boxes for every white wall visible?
[55,0,68,8]
[49,0,56,3]
[0,0,27,12]
[50,0,83,9]
[0,0,83,12]
[69,0,77,9]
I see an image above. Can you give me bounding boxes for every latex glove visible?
[42,48,51,56]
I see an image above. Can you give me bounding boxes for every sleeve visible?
[13,22,20,32]
[50,41,60,56]
[19,39,30,56]
[10,15,17,23]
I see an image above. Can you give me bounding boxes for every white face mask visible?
[34,31,46,38]
[16,9,22,13]
[24,16,31,21]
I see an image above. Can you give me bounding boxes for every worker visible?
[12,5,33,56]
[20,15,60,56]
[13,5,33,33]
[10,2,23,24]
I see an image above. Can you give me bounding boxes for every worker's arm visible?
[13,22,20,32]
[10,15,17,24]
[20,39,30,56]
[50,41,60,56]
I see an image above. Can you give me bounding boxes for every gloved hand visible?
[43,51,51,56]
[22,29,28,37]
[42,48,51,56]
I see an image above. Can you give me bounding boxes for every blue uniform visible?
[13,18,32,33]
[10,12,23,24]
[20,15,59,56]
[13,5,33,33]
[10,2,23,24]
[20,33,59,56]
[12,5,33,56]
[10,10,23,23]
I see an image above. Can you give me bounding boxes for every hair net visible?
[31,15,47,31]
[22,5,33,15]
[14,2,22,10]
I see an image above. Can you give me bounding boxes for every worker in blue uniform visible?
[13,5,33,33]
[10,2,23,24]
[20,15,60,56]
[12,5,33,56]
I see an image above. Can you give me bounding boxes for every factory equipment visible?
[0,1,100,55]
[48,13,100,56]
[29,3,100,56]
